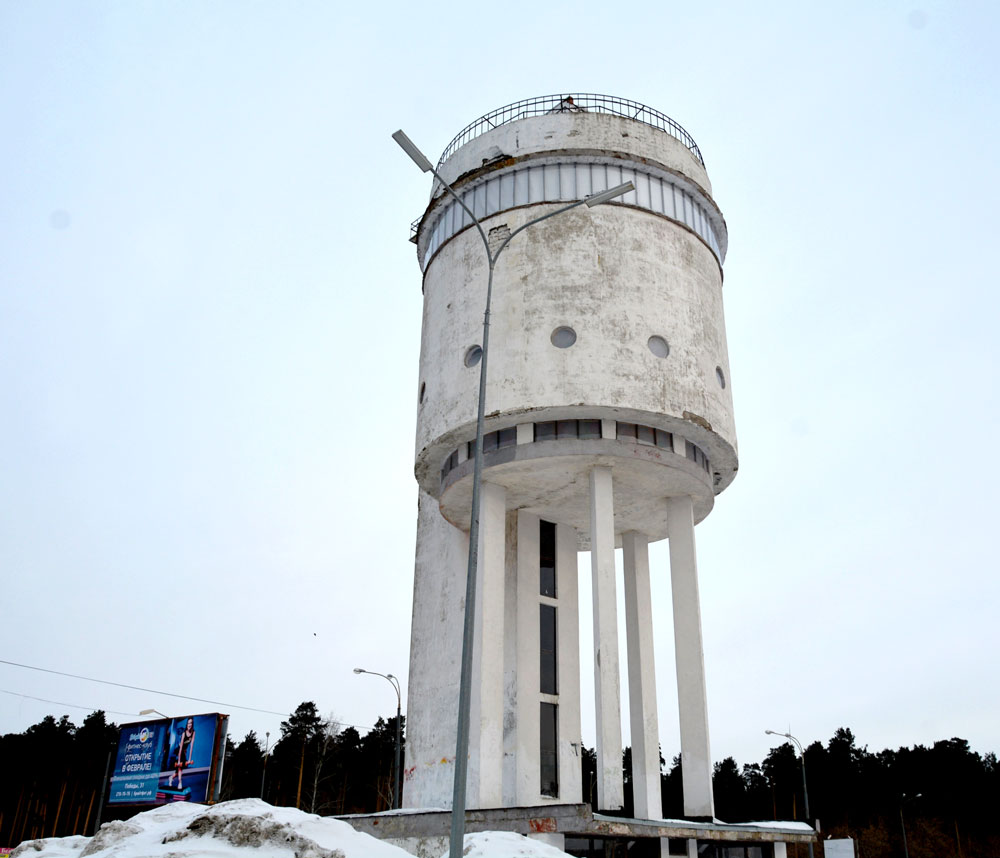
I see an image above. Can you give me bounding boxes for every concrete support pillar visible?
[590,465,624,810]
[623,530,662,820]
[556,522,582,804]
[403,490,469,809]
[468,481,506,808]
[666,495,715,820]
[501,509,519,807]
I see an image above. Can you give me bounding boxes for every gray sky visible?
[2,0,998,771]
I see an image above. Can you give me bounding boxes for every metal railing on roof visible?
[435,93,704,169]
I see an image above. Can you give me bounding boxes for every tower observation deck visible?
[404,94,736,829]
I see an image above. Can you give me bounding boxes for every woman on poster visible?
[167,717,196,789]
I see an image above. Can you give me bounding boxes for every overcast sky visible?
[2,0,998,774]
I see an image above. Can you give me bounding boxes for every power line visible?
[0,687,379,738]
[0,658,390,735]
[0,658,287,716]
[0,688,138,719]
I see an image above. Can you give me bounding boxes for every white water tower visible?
[403,94,735,822]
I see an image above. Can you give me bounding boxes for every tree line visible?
[606,727,999,858]
[2,709,997,857]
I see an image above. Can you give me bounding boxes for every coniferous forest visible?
[1,707,997,857]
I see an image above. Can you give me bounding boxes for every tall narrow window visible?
[540,702,559,797]
[540,605,557,694]
[540,520,556,597]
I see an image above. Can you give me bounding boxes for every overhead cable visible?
[0,658,286,715]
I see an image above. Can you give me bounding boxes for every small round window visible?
[464,345,483,367]
[550,326,577,348]
[647,335,670,358]
[716,366,726,389]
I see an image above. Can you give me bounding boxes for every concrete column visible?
[502,510,519,807]
[556,522,582,803]
[623,531,662,820]
[404,490,469,809]
[513,510,541,806]
[590,465,624,810]
[468,481,506,808]
[666,495,715,820]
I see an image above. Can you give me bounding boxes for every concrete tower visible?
[404,95,734,822]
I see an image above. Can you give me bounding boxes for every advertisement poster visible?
[108,713,222,805]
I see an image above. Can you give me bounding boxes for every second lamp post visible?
[354,667,402,810]
[765,729,814,858]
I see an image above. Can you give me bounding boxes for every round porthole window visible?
[716,366,726,389]
[647,335,670,358]
[550,326,577,348]
[464,345,483,367]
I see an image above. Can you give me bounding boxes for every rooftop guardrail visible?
[436,93,704,169]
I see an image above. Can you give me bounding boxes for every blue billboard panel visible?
[108,713,225,805]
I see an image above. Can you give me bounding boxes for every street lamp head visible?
[353,668,365,674]
[392,130,434,173]
[765,729,777,736]
[585,181,635,207]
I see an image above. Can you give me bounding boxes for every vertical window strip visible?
[486,176,500,215]
[515,168,529,204]
[540,702,559,798]
[540,520,556,597]
[560,163,576,201]
[529,165,544,203]
[636,172,650,209]
[540,605,557,695]
[500,172,515,209]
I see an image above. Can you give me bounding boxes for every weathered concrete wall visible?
[415,202,736,517]
[403,489,466,808]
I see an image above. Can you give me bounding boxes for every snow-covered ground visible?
[10,799,572,858]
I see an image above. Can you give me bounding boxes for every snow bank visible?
[459,831,570,857]
[10,799,573,858]
[11,799,410,858]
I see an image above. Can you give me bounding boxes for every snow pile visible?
[458,831,570,857]
[10,799,572,858]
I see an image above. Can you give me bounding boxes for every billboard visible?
[108,713,228,805]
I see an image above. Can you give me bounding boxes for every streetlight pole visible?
[900,793,921,858]
[394,129,633,858]
[260,731,271,800]
[354,668,403,810]
[765,730,814,858]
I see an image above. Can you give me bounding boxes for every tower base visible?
[339,804,815,857]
